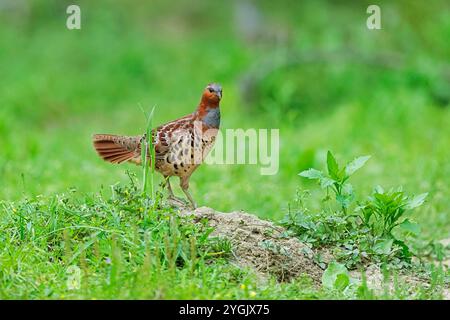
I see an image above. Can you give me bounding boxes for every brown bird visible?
[92,83,222,208]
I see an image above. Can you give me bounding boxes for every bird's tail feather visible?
[92,134,142,164]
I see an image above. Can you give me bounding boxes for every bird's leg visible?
[164,176,185,205]
[165,176,175,198]
[182,188,197,209]
[180,177,197,209]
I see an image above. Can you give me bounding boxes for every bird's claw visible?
[167,195,188,207]
[167,196,197,210]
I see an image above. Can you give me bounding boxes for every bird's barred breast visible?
[155,126,218,178]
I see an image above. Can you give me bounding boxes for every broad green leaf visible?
[326,151,340,180]
[299,168,323,180]
[405,193,428,210]
[322,261,348,289]
[373,238,393,255]
[398,219,421,236]
[342,183,353,195]
[320,177,335,189]
[336,194,353,208]
[345,155,371,176]
[394,239,412,259]
[334,273,350,291]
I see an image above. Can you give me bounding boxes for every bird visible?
[92,83,222,208]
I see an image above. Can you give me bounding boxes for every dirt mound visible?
[179,206,448,298]
[181,206,323,284]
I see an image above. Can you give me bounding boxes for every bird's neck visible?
[196,102,220,128]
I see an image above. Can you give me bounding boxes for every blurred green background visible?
[0,0,449,240]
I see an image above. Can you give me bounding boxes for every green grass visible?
[0,0,449,299]
[0,180,446,299]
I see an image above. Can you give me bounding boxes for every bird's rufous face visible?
[202,83,222,104]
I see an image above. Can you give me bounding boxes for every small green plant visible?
[282,151,429,269]
[300,151,370,213]
[321,261,352,292]
[357,186,427,238]
[356,186,427,261]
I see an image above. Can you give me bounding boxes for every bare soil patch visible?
[181,206,323,284]
[178,205,448,297]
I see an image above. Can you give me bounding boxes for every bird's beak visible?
[216,91,222,99]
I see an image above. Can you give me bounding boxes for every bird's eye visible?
[208,87,214,93]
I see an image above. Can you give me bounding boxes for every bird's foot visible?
[166,196,197,210]
[189,201,198,210]
[167,195,189,208]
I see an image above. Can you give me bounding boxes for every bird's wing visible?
[153,113,196,158]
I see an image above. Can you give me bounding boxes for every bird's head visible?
[201,83,222,106]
